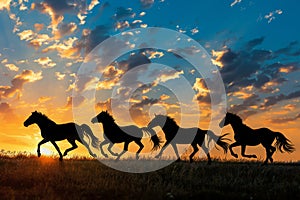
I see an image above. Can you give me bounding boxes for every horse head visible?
[91,110,112,124]
[24,111,40,127]
[219,112,242,128]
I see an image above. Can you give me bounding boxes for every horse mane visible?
[228,112,243,124]
[102,111,115,123]
[161,115,179,129]
[36,112,56,125]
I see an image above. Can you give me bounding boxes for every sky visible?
[0,0,300,161]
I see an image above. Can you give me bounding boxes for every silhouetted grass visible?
[0,152,300,199]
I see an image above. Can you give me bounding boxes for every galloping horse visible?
[219,112,295,164]
[24,111,99,161]
[91,111,162,160]
[147,114,230,164]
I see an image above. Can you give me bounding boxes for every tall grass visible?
[0,152,300,199]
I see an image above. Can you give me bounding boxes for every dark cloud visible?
[83,25,110,54]
[245,37,264,50]
[113,7,135,20]
[262,90,300,108]
[55,22,77,38]
[229,94,260,115]
[270,113,300,124]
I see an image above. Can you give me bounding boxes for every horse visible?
[219,112,295,164]
[24,111,100,161]
[147,114,230,164]
[91,111,162,160]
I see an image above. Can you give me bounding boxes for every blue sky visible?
[0,0,300,160]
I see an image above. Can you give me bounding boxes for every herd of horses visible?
[23,111,295,165]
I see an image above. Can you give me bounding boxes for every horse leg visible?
[50,141,63,161]
[229,142,240,158]
[269,146,276,163]
[135,140,144,160]
[63,139,78,157]
[116,141,129,161]
[262,147,270,165]
[189,143,199,163]
[37,138,48,157]
[241,145,257,158]
[107,142,118,156]
[202,145,212,165]
[100,139,110,158]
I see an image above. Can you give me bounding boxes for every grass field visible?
[1,153,300,200]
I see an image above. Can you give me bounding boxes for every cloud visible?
[34,23,44,32]
[140,0,155,9]
[0,102,17,122]
[5,64,19,72]
[65,95,85,108]
[38,96,53,103]
[270,113,300,124]
[83,25,110,54]
[113,7,135,20]
[230,0,242,7]
[265,9,283,23]
[0,0,12,11]
[245,37,264,50]
[18,29,35,41]
[42,37,81,59]
[0,70,43,100]
[54,22,77,38]
[55,72,66,80]
[261,90,300,109]
[34,57,56,68]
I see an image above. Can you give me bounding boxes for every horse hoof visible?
[252,155,257,158]
[232,154,238,158]
[37,152,41,157]
[59,157,63,161]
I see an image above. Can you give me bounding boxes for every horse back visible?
[46,122,80,141]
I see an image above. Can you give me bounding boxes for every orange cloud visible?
[34,57,56,68]
[5,63,19,72]
[211,49,228,68]
[34,23,44,32]
[0,70,43,99]
[0,0,12,11]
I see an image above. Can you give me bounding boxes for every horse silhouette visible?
[147,114,230,164]
[219,112,295,164]
[91,111,162,160]
[24,111,99,161]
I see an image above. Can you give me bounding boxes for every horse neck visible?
[36,117,56,130]
[161,119,179,139]
[102,119,118,132]
[229,120,246,134]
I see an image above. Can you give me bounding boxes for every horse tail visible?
[142,127,162,151]
[80,124,100,148]
[274,132,295,153]
[206,131,230,154]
